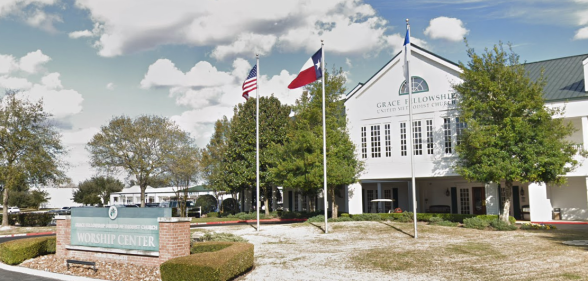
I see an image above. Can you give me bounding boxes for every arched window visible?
[399,76,429,95]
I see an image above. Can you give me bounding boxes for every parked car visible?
[8,206,20,214]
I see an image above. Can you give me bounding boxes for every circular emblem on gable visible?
[108,205,118,220]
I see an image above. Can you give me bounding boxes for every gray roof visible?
[524,54,588,102]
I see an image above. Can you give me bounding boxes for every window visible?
[460,188,470,214]
[301,195,307,212]
[113,197,119,203]
[456,117,466,146]
[426,119,434,155]
[371,125,381,158]
[384,124,391,157]
[412,121,422,155]
[399,76,429,95]
[443,118,452,154]
[400,122,407,156]
[361,127,367,159]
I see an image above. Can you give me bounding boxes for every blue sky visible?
[0,0,587,184]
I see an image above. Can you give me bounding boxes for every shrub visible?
[161,242,254,281]
[307,215,325,223]
[476,215,516,225]
[490,219,517,231]
[341,213,350,218]
[207,212,219,218]
[198,232,248,243]
[16,213,54,226]
[0,214,18,226]
[333,216,353,222]
[436,220,459,227]
[397,212,414,223]
[351,213,381,221]
[520,223,557,230]
[463,217,489,230]
[0,236,56,265]
[191,243,232,254]
[428,217,444,224]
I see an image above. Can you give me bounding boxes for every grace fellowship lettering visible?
[376,93,458,114]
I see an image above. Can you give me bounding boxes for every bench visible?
[66,259,97,272]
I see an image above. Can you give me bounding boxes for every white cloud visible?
[19,50,51,74]
[346,58,353,68]
[69,30,93,38]
[41,72,62,89]
[19,84,83,119]
[574,26,588,39]
[73,0,403,58]
[60,127,101,183]
[106,82,114,90]
[0,76,32,89]
[144,57,302,146]
[211,33,277,61]
[0,54,17,74]
[424,17,469,42]
[25,8,62,32]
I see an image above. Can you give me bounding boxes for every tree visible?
[453,43,581,223]
[271,68,363,218]
[224,96,291,216]
[87,115,189,207]
[166,136,200,217]
[0,91,67,226]
[200,117,231,211]
[73,176,124,206]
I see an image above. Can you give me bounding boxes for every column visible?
[528,182,552,221]
[485,182,499,215]
[377,183,382,212]
[347,182,363,214]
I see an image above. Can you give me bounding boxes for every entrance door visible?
[472,187,486,215]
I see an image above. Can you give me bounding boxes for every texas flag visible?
[288,48,322,89]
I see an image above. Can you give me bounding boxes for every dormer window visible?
[399,76,429,95]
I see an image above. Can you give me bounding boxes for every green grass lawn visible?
[191,217,245,223]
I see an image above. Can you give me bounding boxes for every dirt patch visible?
[19,221,588,280]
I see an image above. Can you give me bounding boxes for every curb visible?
[0,261,105,281]
[0,231,56,239]
[191,218,307,226]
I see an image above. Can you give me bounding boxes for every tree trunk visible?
[500,181,513,224]
[140,185,146,208]
[2,187,8,226]
[329,186,338,219]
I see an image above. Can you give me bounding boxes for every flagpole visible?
[405,19,418,239]
[321,40,328,234]
[256,54,260,232]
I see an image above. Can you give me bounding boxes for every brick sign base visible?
[56,216,190,267]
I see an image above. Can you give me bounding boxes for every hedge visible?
[377,213,516,224]
[0,214,18,226]
[161,242,254,281]
[16,213,54,226]
[0,236,56,265]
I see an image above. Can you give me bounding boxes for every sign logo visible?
[108,206,118,220]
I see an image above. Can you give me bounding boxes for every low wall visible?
[56,216,190,267]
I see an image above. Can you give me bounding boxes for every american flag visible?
[242,64,257,100]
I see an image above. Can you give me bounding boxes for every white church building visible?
[284,44,588,222]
